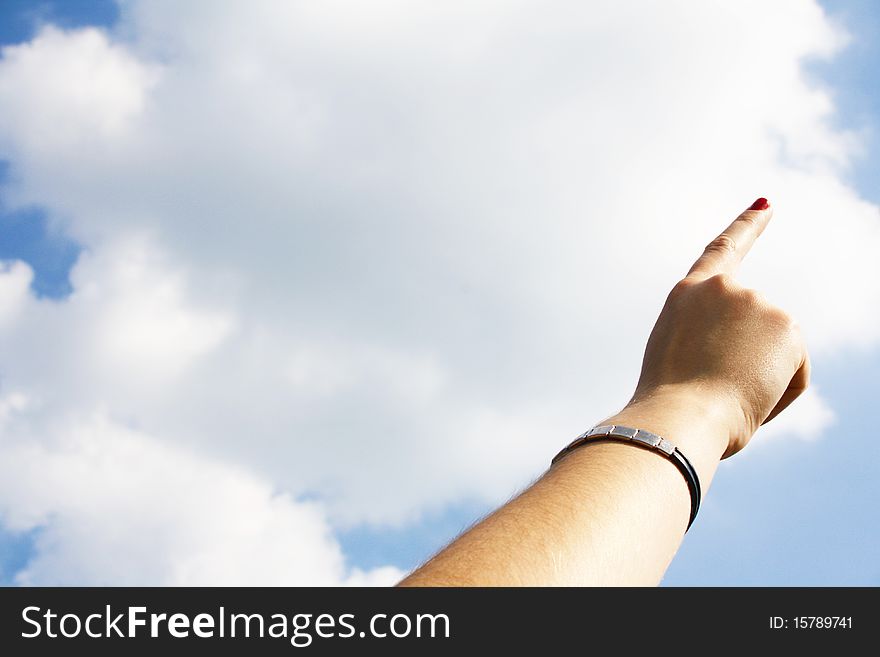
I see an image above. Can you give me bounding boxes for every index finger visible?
[686,197,773,280]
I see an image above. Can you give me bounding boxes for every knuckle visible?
[705,272,735,292]
[736,212,760,227]
[767,306,798,333]
[669,277,697,298]
[786,319,804,344]
[703,233,737,257]
[777,310,794,329]
[741,287,766,306]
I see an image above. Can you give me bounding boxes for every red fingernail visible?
[748,197,770,211]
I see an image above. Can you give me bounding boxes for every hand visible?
[628,198,810,459]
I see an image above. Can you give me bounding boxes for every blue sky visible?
[0,1,877,586]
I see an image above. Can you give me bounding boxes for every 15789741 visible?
[770,617,853,630]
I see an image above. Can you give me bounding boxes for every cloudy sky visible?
[0,0,877,586]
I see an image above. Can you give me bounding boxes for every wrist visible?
[601,385,732,484]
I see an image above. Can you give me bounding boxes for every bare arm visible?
[399,198,809,586]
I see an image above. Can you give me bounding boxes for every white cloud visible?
[0,261,32,328]
[0,26,158,154]
[0,392,401,586]
[0,0,876,582]
[79,234,237,381]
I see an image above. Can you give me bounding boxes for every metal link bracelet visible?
[552,425,702,530]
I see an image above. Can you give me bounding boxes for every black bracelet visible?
[551,424,702,530]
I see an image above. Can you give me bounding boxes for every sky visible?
[0,0,877,586]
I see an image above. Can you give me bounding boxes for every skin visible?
[398,199,809,586]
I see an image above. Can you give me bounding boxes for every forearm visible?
[398,388,729,586]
